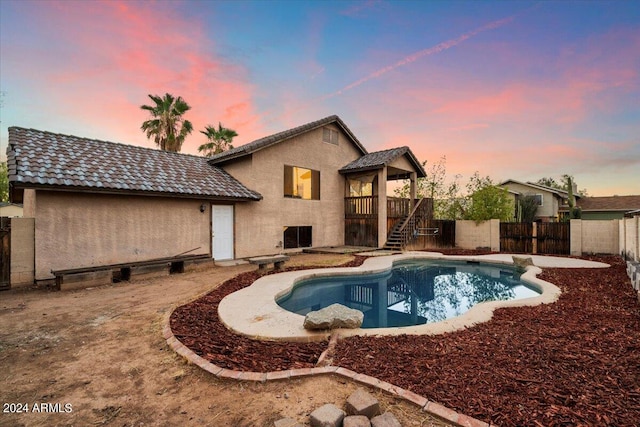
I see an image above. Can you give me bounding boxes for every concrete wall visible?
[620,215,639,262]
[0,205,23,217]
[222,124,363,258]
[33,191,211,280]
[10,217,35,287]
[569,219,619,256]
[455,219,500,251]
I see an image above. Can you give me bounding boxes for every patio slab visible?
[217,253,609,342]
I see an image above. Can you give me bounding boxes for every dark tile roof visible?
[339,146,426,177]
[208,115,367,165]
[7,127,262,201]
[576,195,640,212]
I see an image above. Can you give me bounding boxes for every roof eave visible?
[9,182,262,202]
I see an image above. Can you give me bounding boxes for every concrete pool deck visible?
[218,252,609,342]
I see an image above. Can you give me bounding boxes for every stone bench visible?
[248,255,290,271]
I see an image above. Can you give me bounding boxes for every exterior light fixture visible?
[200,204,206,213]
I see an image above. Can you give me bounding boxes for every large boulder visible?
[304,303,364,330]
[512,256,534,272]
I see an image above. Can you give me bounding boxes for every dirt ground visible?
[0,254,452,427]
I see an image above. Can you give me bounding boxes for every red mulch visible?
[170,256,367,371]
[170,254,640,426]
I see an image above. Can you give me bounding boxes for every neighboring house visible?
[500,179,574,222]
[7,115,425,283]
[566,195,640,220]
[0,202,23,217]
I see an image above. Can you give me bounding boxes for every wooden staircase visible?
[383,216,408,251]
[382,198,431,251]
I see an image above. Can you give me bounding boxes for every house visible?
[500,179,574,222]
[0,202,23,217]
[7,115,426,284]
[567,195,640,220]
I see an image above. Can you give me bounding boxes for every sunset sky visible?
[1,0,638,196]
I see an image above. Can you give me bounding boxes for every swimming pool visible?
[276,259,540,328]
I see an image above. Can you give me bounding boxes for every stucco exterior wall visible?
[33,191,211,280]
[502,182,557,219]
[455,219,500,251]
[221,124,363,258]
[10,217,35,287]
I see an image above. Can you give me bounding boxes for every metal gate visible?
[1,217,10,290]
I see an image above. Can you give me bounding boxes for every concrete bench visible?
[248,255,290,271]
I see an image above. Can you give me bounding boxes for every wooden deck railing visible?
[345,196,415,219]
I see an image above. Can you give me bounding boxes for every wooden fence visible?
[1,218,10,290]
[500,222,569,255]
[406,219,456,250]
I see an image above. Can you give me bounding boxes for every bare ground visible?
[0,253,450,427]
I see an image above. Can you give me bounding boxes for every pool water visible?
[277,260,540,329]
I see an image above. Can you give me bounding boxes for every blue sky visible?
[1,0,639,195]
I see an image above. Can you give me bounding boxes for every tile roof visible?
[7,127,262,201]
[576,195,640,212]
[208,115,367,165]
[339,146,426,177]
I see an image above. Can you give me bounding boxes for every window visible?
[284,226,312,249]
[322,127,339,145]
[532,194,543,206]
[284,165,320,200]
[348,177,374,197]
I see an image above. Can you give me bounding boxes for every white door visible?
[212,205,234,260]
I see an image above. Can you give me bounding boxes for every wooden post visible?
[532,221,538,254]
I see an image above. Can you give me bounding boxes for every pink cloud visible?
[7,0,263,153]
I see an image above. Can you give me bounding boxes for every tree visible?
[0,161,8,202]
[464,173,514,222]
[563,175,582,219]
[394,156,464,219]
[516,194,539,222]
[140,93,193,152]
[198,123,238,157]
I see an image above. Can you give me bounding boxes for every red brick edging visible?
[163,319,493,427]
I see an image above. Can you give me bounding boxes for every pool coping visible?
[217,252,609,342]
[164,253,610,427]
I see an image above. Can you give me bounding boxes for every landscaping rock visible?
[346,388,381,418]
[304,303,364,330]
[343,415,372,427]
[274,418,304,427]
[309,403,346,427]
[512,256,534,271]
[371,412,402,427]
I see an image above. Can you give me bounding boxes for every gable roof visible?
[575,195,640,212]
[339,146,426,178]
[208,115,367,165]
[7,127,262,201]
[500,179,569,198]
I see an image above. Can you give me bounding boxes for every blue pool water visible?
[277,260,540,328]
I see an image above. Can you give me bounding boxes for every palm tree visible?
[198,123,238,157]
[140,93,193,152]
